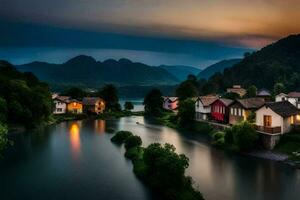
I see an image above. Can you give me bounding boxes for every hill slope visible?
[16,56,179,87]
[197,59,242,79]
[160,65,201,81]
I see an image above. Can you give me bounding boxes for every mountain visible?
[197,59,242,79]
[159,65,201,81]
[202,34,300,93]
[16,55,179,87]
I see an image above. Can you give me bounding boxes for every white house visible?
[53,96,70,114]
[195,95,219,121]
[255,101,300,134]
[275,92,300,109]
[163,97,179,111]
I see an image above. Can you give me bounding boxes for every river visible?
[1,116,300,200]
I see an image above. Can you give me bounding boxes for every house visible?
[163,97,178,111]
[53,96,70,114]
[226,85,246,97]
[255,101,300,134]
[257,89,272,101]
[195,95,219,121]
[82,97,105,114]
[211,98,233,123]
[229,98,265,125]
[275,92,300,109]
[67,99,83,114]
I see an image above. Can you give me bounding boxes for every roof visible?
[257,89,271,96]
[82,97,103,105]
[235,98,265,109]
[164,97,178,102]
[264,101,300,118]
[197,95,219,106]
[213,98,233,106]
[288,92,300,98]
[54,96,70,103]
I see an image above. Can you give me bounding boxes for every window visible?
[234,108,237,116]
[230,108,233,115]
[238,109,242,116]
[263,115,272,127]
[291,116,295,124]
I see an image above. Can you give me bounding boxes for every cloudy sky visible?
[0,0,299,67]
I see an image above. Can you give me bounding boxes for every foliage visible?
[124,101,134,111]
[246,111,256,123]
[0,61,52,127]
[0,97,7,122]
[192,121,214,134]
[111,131,133,144]
[211,131,225,146]
[61,87,87,99]
[176,80,198,100]
[0,123,9,157]
[225,121,259,151]
[222,92,240,100]
[98,84,121,112]
[124,135,142,149]
[246,85,257,98]
[177,99,196,127]
[125,146,143,161]
[143,89,163,117]
[273,82,286,95]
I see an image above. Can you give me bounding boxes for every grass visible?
[274,131,300,162]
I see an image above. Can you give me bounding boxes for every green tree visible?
[124,101,134,111]
[125,135,142,149]
[176,81,198,100]
[0,123,9,157]
[222,92,240,100]
[273,82,286,95]
[143,89,163,117]
[111,131,133,144]
[177,99,195,127]
[226,121,259,150]
[98,84,120,112]
[246,85,257,98]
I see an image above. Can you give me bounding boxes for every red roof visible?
[288,92,300,98]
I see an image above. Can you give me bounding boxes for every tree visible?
[176,81,198,100]
[177,99,195,126]
[124,135,142,149]
[0,123,9,157]
[273,82,286,95]
[124,101,134,111]
[143,89,163,117]
[111,131,133,144]
[225,121,259,150]
[246,85,257,98]
[222,92,240,100]
[62,87,87,99]
[98,84,120,112]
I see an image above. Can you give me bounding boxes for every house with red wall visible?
[163,97,179,111]
[211,98,233,123]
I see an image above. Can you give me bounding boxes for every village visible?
[163,85,300,150]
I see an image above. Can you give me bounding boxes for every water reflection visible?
[94,120,106,134]
[69,122,81,157]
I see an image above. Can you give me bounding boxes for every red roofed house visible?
[211,98,233,123]
[195,95,219,121]
[82,97,105,114]
[163,97,178,111]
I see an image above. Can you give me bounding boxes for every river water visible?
[1,116,300,200]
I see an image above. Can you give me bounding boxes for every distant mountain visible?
[16,55,179,87]
[201,34,300,93]
[159,65,201,81]
[197,59,242,79]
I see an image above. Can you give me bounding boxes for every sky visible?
[0,0,299,67]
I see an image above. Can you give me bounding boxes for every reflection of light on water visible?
[70,123,81,156]
[95,120,105,134]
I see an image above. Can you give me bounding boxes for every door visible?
[263,115,272,127]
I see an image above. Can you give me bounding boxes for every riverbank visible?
[155,111,300,169]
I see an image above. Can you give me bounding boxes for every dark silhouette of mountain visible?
[159,65,201,81]
[200,34,300,93]
[16,55,179,87]
[197,59,242,79]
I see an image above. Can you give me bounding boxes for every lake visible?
[1,116,300,200]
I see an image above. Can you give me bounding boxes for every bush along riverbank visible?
[110,131,205,200]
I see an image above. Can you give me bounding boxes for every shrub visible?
[193,121,214,134]
[211,131,225,146]
[111,131,133,144]
[0,123,9,156]
[125,135,142,149]
[125,146,143,161]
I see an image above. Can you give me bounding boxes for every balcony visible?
[255,125,281,134]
